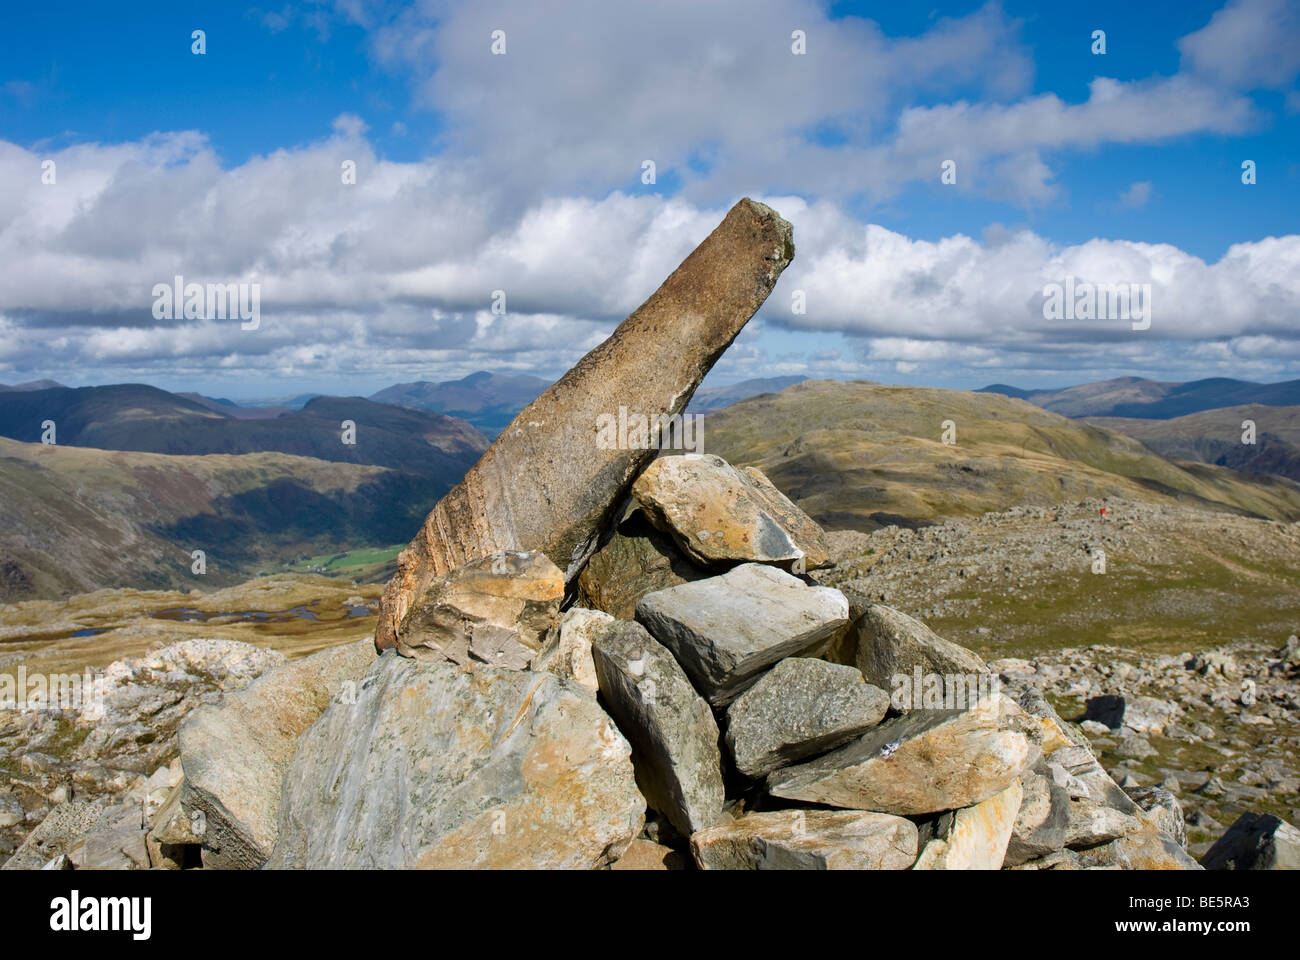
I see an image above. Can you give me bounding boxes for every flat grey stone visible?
[636,563,849,706]
[725,658,888,778]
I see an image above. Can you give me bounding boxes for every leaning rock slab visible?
[395,551,563,662]
[725,658,888,778]
[269,656,644,869]
[768,693,1034,816]
[591,621,725,836]
[691,809,918,870]
[178,638,376,869]
[636,563,849,706]
[631,454,832,571]
[913,780,1022,870]
[376,198,795,649]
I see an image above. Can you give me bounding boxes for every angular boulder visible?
[178,638,376,869]
[724,658,889,778]
[824,590,989,701]
[1201,812,1300,870]
[767,693,1035,816]
[690,809,918,870]
[913,780,1023,870]
[636,563,849,706]
[268,656,644,869]
[631,454,832,571]
[531,606,613,693]
[394,551,563,662]
[1004,764,1071,867]
[590,621,725,836]
[376,198,795,649]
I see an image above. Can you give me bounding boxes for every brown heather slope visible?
[1087,404,1300,484]
[0,438,451,601]
[703,380,1300,530]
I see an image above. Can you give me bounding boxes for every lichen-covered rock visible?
[395,551,563,663]
[913,780,1022,870]
[631,454,832,571]
[691,809,918,870]
[636,564,849,706]
[725,658,888,778]
[531,607,613,693]
[767,693,1035,816]
[179,638,376,870]
[268,655,644,869]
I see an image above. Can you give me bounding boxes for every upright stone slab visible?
[377,199,795,649]
[590,620,725,836]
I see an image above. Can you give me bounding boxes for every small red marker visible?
[1100,508,1107,517]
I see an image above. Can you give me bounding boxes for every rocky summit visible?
[3,198,1295,873]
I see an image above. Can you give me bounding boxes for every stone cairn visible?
[12,198,1288,871]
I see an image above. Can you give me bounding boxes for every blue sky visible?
[1,0,1298,398]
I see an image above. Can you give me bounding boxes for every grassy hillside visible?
[1087,404,1300,483]
[704,380,1300,530]
[0,438,448,601]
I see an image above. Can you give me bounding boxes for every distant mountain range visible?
[979,376,1300,419]
[369,371,551,438]
[687,376,807,412]
[0,383,489,600]
[0,383,486,477]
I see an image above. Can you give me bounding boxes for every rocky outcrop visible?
[376,198,795,650]
[636,563,849,706]
[631,454,831,570]
[178,638,376,869]
[268,655,644,869]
